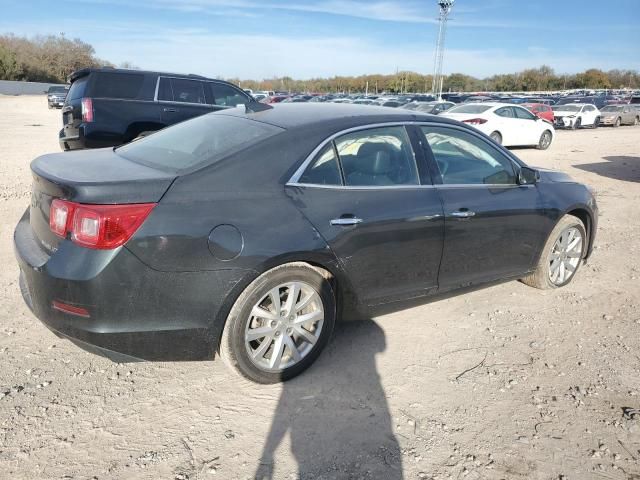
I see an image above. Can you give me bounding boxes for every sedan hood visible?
[535,167,576,183]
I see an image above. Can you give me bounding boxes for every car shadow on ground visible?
[573,156,640,183]
[254,319,403,480]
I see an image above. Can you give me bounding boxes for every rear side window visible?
[495,107,514,118]
[514,107,536,120]
[91,72,144,99]
[115,114,283,173]
[210,83,248,107]
[298,144,342,185]
[335,126,419,187]
[169,79,206,104]
[67,77,88,100]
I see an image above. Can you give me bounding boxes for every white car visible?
[551,103,600,129]
[441,103,555,149]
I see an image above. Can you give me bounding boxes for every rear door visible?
[493,106,521,145]
[286,125,444,306]
[418,124,548,289]
[513,106,541,144]
[157,77,213,125]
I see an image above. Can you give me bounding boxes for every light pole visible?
[432,0,454,100]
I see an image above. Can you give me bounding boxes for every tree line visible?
[1,33,638,93]
[233,67,640,94]
[0,33,127,83]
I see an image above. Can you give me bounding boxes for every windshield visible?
[552,105,581,112]
[48,86,67,94]
[116,113,284,173]
[447,104,491,114]
[600,106,622,112]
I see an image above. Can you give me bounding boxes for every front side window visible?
[335,126,419,187]
[170,79,206,104]
[298,144,342,185]
[421,126,516,185]
[210,83,248,107]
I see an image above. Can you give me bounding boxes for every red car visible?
[523,103,554,123]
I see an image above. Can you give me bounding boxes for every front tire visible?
[521,215,586,290]
[219,263,336,383]
[572,117,582,129]
[614,117,621,128]
[537,130,552,150]
[593,117,599,128]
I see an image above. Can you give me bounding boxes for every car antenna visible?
[245,101,273,113]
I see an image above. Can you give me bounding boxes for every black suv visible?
[59,68,252,150]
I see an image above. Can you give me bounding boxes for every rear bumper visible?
[14,209,249,361]
[59,124,125,151]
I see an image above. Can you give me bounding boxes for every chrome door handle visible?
[330,217,363,226]
[450,211,476,218]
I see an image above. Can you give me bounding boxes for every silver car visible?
[599,105,639,127]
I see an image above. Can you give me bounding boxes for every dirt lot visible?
[0,95,639,480]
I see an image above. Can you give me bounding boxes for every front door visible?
[286,125,444,306]
[419,124,548,289]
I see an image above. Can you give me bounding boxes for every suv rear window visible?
[91,72,145,99]
[115,113,283,173]
[67,76,89,100]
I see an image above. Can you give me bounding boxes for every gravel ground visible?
[1,95,639,480]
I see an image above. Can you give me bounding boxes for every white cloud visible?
[89,29,639,79]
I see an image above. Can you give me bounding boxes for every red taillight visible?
[81,97,93,122]
[462,118,488,125]
[52,300,90,318]
[49,200,155,249]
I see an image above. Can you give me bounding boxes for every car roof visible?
[69,67,232,84]
[214,103,459,129]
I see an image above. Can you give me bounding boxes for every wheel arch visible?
[210,253,360,354]
[565,206,595,259]
[124,121,166,142]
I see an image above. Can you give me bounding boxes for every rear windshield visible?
[91,72,145,99]
[48,86,67,93]
[448,104,491,114]
[67,77,88,100]
[115,113,284,173]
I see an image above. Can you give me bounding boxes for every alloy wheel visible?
[539,131,552,149]
[548,226,583,285]
[244,282,324,372]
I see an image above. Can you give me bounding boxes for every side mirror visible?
[518,166,539,185]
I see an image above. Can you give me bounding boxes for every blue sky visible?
[2,0,639,79]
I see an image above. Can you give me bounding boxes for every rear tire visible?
[634,116,639,126]
[219,263,336,384]
[521,215,586,290]
[489,131,502,145]
[536,130,552,150]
